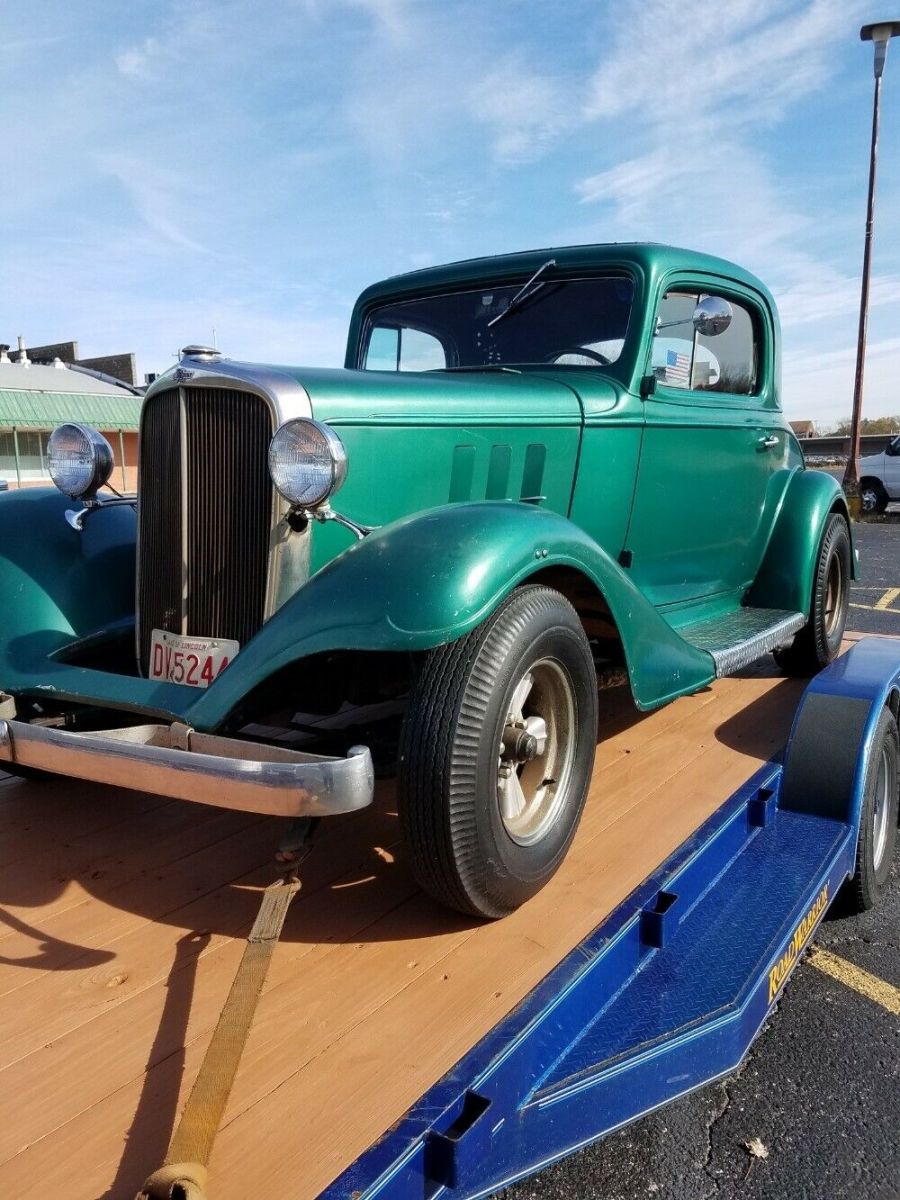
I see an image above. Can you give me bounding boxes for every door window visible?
[652,290,759,396]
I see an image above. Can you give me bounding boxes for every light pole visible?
[843,20,900,518]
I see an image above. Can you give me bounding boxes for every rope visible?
[136,855,306,1200]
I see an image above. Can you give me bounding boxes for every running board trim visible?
[709,612,806,676]
[678,608,807,677]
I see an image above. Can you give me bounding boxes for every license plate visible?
[149,630,239,688]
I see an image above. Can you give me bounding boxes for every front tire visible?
[844,706,899,913]
[860,479,889,515]
[775,512,851,677]
[398,586,598,919]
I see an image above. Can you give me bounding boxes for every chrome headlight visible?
[48,423,114,500]
[268,419,347,508]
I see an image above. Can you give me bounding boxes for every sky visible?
[3,0,900,427]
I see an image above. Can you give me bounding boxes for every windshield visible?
[360,275,634,372]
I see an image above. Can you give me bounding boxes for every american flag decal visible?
[665,348,691,385]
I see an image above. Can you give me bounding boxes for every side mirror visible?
[693,295,733,337]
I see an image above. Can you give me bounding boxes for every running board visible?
[679,608,806,676]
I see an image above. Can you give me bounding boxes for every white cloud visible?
[467,56,572,165]
[565,0,900,421]
[3,0,897,427]
[95,154,212,255]
[343,0,413,44]
[776,267,900,327]
[585,0,852,127]
[577,148,696,220]
[115,37,160,80]
[782,335,900,424]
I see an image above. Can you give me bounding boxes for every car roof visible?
[354,243,774,310]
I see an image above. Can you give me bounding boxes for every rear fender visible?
[748,469,854,615]
[189,501,716,729]
[780,637,900,841]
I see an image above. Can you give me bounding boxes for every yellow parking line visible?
[874,587,900,611]
[850,597,900,614]
[808,947,900,1015]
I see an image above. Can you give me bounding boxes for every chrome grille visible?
[137,386,275,672]
[137,390,182,667]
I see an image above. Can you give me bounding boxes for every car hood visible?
[269,364,610,424]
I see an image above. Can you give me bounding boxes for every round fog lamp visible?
[268,419,347,508]
[48,423,114,500]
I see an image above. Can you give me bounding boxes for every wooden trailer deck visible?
[0,640,866,1200]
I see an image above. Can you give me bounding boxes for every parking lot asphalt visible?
[502,519,900,1200]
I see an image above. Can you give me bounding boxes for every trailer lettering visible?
[767,885,829,1003]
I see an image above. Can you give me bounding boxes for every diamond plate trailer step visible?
[325,637,900,1200]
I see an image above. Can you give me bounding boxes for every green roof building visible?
[0,356,142,489]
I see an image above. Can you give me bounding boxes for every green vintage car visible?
[0,244,853,918]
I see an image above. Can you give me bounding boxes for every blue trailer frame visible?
[324,638,900,1200]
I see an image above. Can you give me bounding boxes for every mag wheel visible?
[398,585,598,919]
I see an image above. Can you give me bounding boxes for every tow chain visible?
[136,822,316,1200]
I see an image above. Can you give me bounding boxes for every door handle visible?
[758,435,779,450]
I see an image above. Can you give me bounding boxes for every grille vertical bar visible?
[137,390,183,667]
[137,385,274,673]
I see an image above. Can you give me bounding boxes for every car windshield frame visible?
[358,272,636,374]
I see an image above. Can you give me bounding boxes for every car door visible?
[623,280,785,609]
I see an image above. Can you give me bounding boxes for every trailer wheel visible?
[398,585,598,919]
[775,512,850,677]
[845,707,899,913]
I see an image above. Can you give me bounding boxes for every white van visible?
[860,435,900,512]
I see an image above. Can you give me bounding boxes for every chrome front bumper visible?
[0,710,374,818]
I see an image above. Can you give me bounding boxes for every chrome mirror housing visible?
[692,295,733,337]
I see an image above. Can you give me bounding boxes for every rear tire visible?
[398,586,598,919]
[843,707,898,913]
[775,512,851,678]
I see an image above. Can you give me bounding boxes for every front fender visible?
[748,469,854,614]
[189,502,716,728]
[0,488,136,661]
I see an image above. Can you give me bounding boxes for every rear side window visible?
[652,290,759,396]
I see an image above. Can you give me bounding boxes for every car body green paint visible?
[183,502,717,728]
[0,488,195,719]
[295,367,585,573]
[0,243,851,731]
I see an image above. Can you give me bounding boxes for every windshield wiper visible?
[487,258,557,328]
